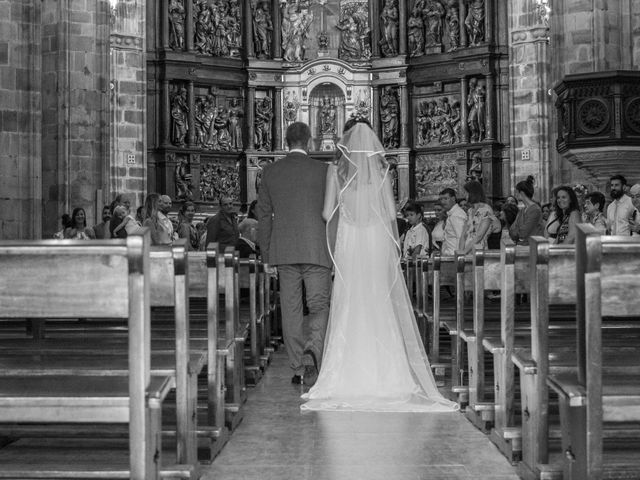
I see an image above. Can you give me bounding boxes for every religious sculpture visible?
[192,0,239,56]
[201,94,219,149]
[379,0,399,57]
[467,152,482,182]
[445,0,460,51]
[194,1,213,54]
[228,99,243,150]
[168,0,186,51]
[380,86,399,149]
[175,158,194,200]
[253,1,273,59]
[283,92,300,126]
[200,160,239,202]
[465,0,485,46]
[467,78,486,142]
[254,96,273,151]
[423,0,445,47]
[281,0,313,63]
[225,0,242,55]
[416,96,461,147]
[170,86,189,146]
[319,97,337,135]
[215,106,232,151]
[210,4,229,56]
[407,7,424,57]
[336,4,371,61]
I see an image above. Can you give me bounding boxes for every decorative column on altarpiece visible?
[185,0,194,51]
[459,0,467,47]
[274,87,283,150]
[398,0,407,56]
[187,81,196,146]
[247,87,256,149]
[460,77,469,143]
[245,0,255,58]
[372,86,380,138]
[272,0,282,59]
[485,0,493,45]
[399,84,409,148]
[370,0,380,57]
[162,0,170,49]
[162,80,171,147]
[485,73,495,141]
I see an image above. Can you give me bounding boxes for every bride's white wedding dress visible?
[301,123,458,412]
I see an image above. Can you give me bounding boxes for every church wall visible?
[0,0,42,239]
[41,0,110,237]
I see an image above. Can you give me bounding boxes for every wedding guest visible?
[607,174,635,235]
[53,213,72,239]
[143,193,173,245]
[541,202,551,222]
[457,197,469,214]
[207,196,239,254]
[439,188,467,255]
[92,205,112,239]
[238,200,259,244]
[430,203,446,253]
[177,201,199,250]
[135,206,144,225]
[459,180,498,254]
[237,220,258,258]
[509,175,543,245]
[402,202,430,259]
[63,207,95,239]
[109,204,129,239]
[628,183,640,235]
[501,203,519,243]
[584,191,608,234]
[505,195,518,206]
[159,195,177,241]
[545,185,581,244]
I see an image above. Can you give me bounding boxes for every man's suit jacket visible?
[257,152,331,268]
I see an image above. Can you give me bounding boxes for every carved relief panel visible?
[193,0,241,57]
[380,86,400,149]
[193,87,244,152]
[337,0,371,62]
[415,94,461,147]
[200,157,241,202]
[414,152,458,200]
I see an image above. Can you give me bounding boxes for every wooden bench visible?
[0,232,190,479]
[547,224,640,480]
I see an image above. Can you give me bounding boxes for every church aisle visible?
[200,350,520,480]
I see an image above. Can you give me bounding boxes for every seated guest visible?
[53,213,72,239]
[545,185,581,244]
[501,203,519,243]
[177,201,199,250]
[207,196,239,254]
[459,180,498,254]
[584,191,608,234]
[509,175,543,245]
[430,203,446,254]
[109,204,129,238]
[402,202,430,260]
[237,220,259,258]
[439,188,467,256]
[143,193,173,245]
[63,207,95,240]
[238,200,259,245]
[92,205,112,239]
[629,183,640,235]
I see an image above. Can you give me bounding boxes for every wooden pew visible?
[547,225,640,480]
[0,232,185,479]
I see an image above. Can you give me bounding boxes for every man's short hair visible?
[439,188,457,199]
[403,202,423,216]
[285,122,311,148]
[585,191,605,212]
[610,174,627,185]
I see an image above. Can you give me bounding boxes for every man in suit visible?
[257,122,332,387]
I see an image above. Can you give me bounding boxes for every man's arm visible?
[206,216,220,248]
[256,171,273,263]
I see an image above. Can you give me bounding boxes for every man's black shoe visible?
[302,350,319,387]
[291,374,303,385]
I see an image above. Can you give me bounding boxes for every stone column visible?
[163,80,171,146]
[485,73,495,141]
[247,87,256,149]
[187,81,196,146]
[459,0,467,47]
[370,0,380,57]
[399,85,409,148]
[162,0,170,49]
[372,86,380,138]
[485,0,493,45]
[185,0,194,51]
[274,87,283,150]
[398,0,407,55]
[272,0,282,59]
[245,0,255,58]
[461,77,469,143]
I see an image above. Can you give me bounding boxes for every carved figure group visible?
[319,97,337,135]
[191,93,243,151]
[170,86,189,146]
[169,0,186,50]
[379,0,399,57]
[283,92,300,126]
[416,96,461,147]
[415,157,457,198]
[466,77,487,142]
[194,0,241,57]
[336,4,371,61]
[254,96,273,150]
[408,0,466,56]
[175,158,194,200]
[380,86,399,149]
[281,0,313,63]
[465,0,485,46]
[252,1,273,59]
[200,162,239,202]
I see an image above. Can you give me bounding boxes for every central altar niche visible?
[309,83,345,151]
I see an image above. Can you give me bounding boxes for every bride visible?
[301,118,458,412]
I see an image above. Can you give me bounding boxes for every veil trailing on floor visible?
[301,123,458,412]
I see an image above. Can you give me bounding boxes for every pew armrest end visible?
[547,372,585,407]
[512,349,537,375]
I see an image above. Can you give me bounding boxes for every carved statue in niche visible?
[379,0,399,57]
[407,7,424,57]
[467,78,487,142]
[353,90,371,119]
[281,0,313,63]
[465,0,485,46]
[380,86,399,149]
[201,94,219,149]
[467,152,482,182]
[175,158,194,200]
[451,100,462,143]
[336,4,371,61]
[170,86,189,146]
[169,0,186,50]
[445,0,459,51]
[225,0,242,53]
[210,3,229,56]
[200,161,239,202]
[194,0,213,54]
[319,97,337,135]
[416,96,461,147]
[254,96,273,151]
[215,106,232,151]
[283,92,300,126]
[252,1,273,59]
[228,98,243,150]
[423,0,445,47]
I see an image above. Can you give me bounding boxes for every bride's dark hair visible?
[343,115,372,133]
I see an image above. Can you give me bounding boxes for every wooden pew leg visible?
[465,338,495,432]
[558,394,587,480]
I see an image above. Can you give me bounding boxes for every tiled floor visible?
[200,351,521,480]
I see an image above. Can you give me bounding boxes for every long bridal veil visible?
[301,123,458,412]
